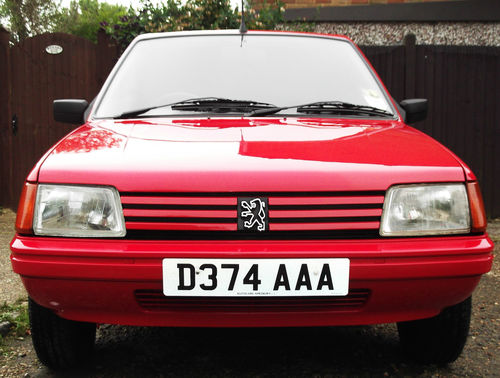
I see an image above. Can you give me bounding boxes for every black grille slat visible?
[122,203,382,211]
[125,216,237,223]
[125,216,379,224]
[124,229,381,240]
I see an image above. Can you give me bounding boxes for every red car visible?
[10,30,493,369]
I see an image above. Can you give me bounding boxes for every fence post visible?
[0,26,12,208]
[404,33,416,99]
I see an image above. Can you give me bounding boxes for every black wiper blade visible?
[297,102,394,117]
[248,101,393,117]
[171,98,276,113]
[114,97,276,119]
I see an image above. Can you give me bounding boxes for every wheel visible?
[397,296,471,364]
[29,297,96,370]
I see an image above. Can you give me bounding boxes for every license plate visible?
[162,258,349,297]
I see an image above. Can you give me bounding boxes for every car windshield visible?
[93,33,395,119]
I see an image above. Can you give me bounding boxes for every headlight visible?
[33,185,126,237]
[380,184,470,236]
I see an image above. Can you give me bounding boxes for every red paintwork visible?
[123,209,236,218]
[269,222,380,231]
[120,196,237,205]
[268,209,382,218]
[126,221,238,231]
[269,196,385,205]
[36,119,465,193]
[11,31,493,328]
[11,235,493,326]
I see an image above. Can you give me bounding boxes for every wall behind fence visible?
[1,32,499,217]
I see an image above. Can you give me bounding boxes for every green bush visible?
[101,0,285,51]
[54,0,128,43]
[2,0,287,45]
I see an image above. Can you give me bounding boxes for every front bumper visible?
[10,235,493,327]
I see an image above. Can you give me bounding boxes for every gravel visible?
[0,210,498,377]
[282,22,500,46]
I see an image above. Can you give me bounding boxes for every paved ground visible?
[0,208,498,377]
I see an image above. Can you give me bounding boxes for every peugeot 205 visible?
[10,30,494,369]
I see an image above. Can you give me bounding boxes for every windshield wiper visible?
[114,97,276,119]
[171,98,276,113]
[248,101,394,117]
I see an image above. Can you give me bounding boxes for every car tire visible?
[29,297,96,370]
[397,296,471,364]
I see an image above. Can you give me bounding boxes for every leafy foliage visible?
[0,0,59,42]
[245,0,285,30]
[101,0,284,50]
[1,0,286,47]
[53,0,128,43]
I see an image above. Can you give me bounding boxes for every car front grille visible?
[121,191,384,238]
[135,289,371,312]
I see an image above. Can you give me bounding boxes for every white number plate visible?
[162,258,350,297]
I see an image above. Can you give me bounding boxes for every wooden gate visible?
[0,29,119,209]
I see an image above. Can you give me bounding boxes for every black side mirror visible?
[400,99,428,124]
[53,99,89,124]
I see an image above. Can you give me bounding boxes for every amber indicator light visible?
[466,181,487,233]
[15,183,38,235]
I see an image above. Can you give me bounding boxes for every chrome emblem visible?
[238,197,269,231]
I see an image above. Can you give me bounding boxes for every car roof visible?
[132,29,353,44]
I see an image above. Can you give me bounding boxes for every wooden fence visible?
[0,29,120,210]
[0,31,499,217]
